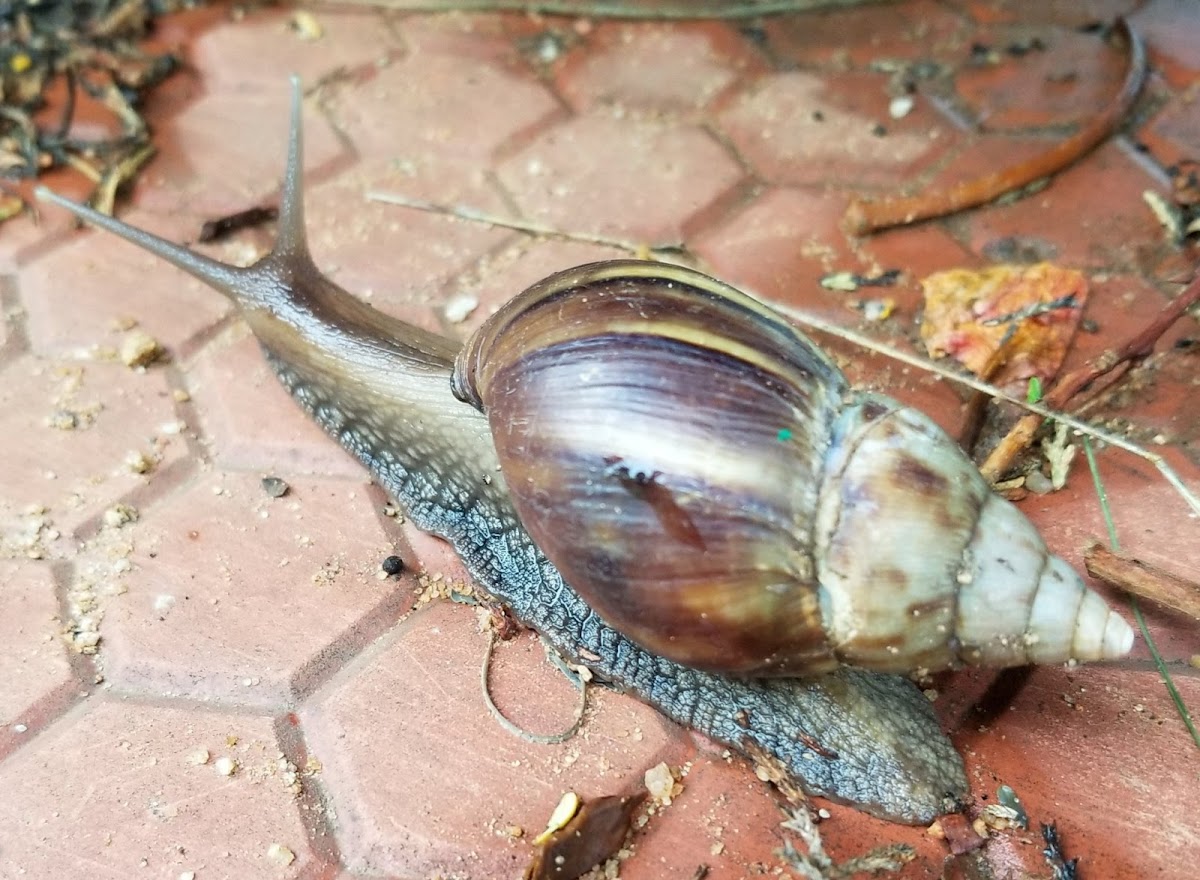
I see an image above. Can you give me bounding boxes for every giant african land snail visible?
[37,79,1132,824]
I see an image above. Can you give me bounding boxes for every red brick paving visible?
[2,2,1197,879]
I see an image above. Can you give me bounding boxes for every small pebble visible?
[888,95,915,119]
[261,476,290,498]
[214,756,237,776]
[267,843,296,867]
[381,555,405,576]
[644,762,676,804]
[119,329,163,368]
[102,504,138,528]
[290,10,323,40]
[443,292,480,324]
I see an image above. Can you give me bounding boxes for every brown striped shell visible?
[453,260,1133,676]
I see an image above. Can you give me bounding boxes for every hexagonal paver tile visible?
[1130,0,1200,85]
[446,237,629,338]
[1143,93,1200,169]
[329,48,560,167]
[692,186,860,313]
[302,599,686,878]
[0,210,59,275]
[497,113,744,244]
[101,470,409,709]
[302,158,516,317]
[957,0,1140,28]
[20,211,231,360]
[954,25,1129,130]
[0,357,190,542]
[719,71,950,188]
[186,326,365,478]
[191,6,402,90]
[133,88,346,217]
[961,140,1167,270]
[555,22,758,113]
[0,561,76,756]
[952,666,1200,879]
[764,0,969,67]
[0,698,321,878]
[618,754,787,880]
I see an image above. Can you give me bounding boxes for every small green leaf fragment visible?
[1026,376,1043,403]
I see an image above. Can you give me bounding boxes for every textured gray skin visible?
[262,338,964,825]
[35,78,968,823]
[265,343,967,823]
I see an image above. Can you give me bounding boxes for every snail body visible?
[454,263,1132,676]
[36,80,1130,823]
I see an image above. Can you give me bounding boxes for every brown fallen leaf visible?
[920,262,1088,391]
[524,791,646,880]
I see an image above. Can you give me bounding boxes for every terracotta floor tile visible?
[955,667,1200,879]
[328,46,561,167]
[554,20,759,113]
[953,24,1130,130]
[0,561,77,758]
[100,471,405,708]
[962,139,1170,270]
[719,69,953,188]
[0,699,321,879]
[763,0,970,67]
[954,0,1141,28]
[301,600,684,878]
[0,357,190,539]
[619,754,784,879]
[133,88,347,218]
[190,7,402,90]
[4,2,1198,878]
[496,112,744,244]
[302,160,515,318]
[1143,94,1200,170]
[20,209,230,360]
[692,186,863,312]
[1129,0,1200,85]
[186,328,365,478]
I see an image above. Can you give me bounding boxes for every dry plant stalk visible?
[1085,544,1200,621]
[780,808,915,879]
[368,189,1200,521]
[843,19,1146,235]
[979,269,1200,483]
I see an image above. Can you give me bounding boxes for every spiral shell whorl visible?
[455,260,849,675]
[818,396,1134,671]
[455,259,1134,676]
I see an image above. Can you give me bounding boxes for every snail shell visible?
[453,262,1134,676]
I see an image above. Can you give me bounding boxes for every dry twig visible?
[1084,543,1200,621]
[843,19,1146,235]
[979,269,1200,483]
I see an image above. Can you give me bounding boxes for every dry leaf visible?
[524,792,645,880]
[920,262,1088,390]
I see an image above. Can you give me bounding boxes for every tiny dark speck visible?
[382,555,405,576]
[261,476,290,498]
